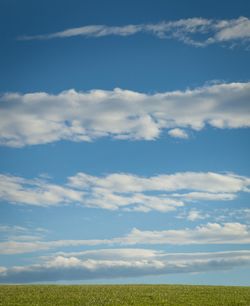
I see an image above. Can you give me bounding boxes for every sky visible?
[0,0,250,285]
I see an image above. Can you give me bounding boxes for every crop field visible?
[0,284,250,306]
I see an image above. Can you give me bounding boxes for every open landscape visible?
[1,285,250,306]
[1,0,250,304]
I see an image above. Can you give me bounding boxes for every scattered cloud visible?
[19,17,250,48]
[212,208,250,224]
[1,222,249,254]
[0,171,249,211]
[0,82,250,147]
[1,249,250,283]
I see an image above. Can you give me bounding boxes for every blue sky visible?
[0,0,250,285]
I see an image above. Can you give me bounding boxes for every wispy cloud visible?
[0,174,83,207]
[1,249,250,283]
[0,171,249,211]
[19,17,250,48]
[0,82,250,147]
[0,225,28,234]
[1,222,250,254]
[0,225,47,242]
[121,223,250,245]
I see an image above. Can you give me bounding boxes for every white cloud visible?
[0,238,111,255]
[56,248,162,260]
[0,82,250,147]
[0,224,47,242]
[0,171,249,212]
[172,192,236,201]
[0,225,27,234]
[1,222,250,254]
[0,174,83,207]
[210,208,250,224]
[187,210,205,221]
[1,249,250,283]
[122,223,250,245]
[168,128,189,139]
[213,17,250,42]
[19,17,250,48]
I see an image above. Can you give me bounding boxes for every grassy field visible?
[0,284,250,306]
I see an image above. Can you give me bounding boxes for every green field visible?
[0,284,250,306]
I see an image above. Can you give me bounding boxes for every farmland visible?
[0,284,250,306]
